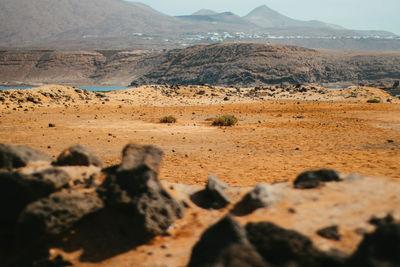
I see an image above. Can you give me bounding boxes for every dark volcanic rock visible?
[16,190,104,245]
[188,216,268,267]
[232,183,280,216]
[11,190,103,266]
[294,169,341,189]
[246,222,345,267]
[0,168,70,226]
[349,222,400,267]
[56,145,102,167]
[0,143,52,170]
[191,174,231,210]
[119,143,163,173]
[369,213,395,227]
[98,144,184,238]
[206,174,230,205]
[317,225,341,241]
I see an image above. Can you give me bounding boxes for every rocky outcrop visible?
[0,168,70,227]
[98,143,185,238]
[190,174,231,209]
[246,222,345,266]
[56,145,102,167]
[293,169,341,189]
[17,190,104,245]
[0,143,52,169]
[188,216,268,267]
[0,143,185,266]
[129,43,400,87]
[119,143,163,173]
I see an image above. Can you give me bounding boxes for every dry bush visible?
[160,115,177,123]
[212,115,238,126]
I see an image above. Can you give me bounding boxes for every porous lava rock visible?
[16,190,104,245]
[188,216,268,267]
[119,143,163,172]
[55,145,102,167]
[0,143,52,170]
[0,168,70,226]
[97,143,184,239]
[294,169,341,189]
[246,222,346,267]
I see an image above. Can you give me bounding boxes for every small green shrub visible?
[160,115,177,123]
[367,99,380,103]
[212,115,238,126]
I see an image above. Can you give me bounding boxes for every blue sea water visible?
[78,86,130,92]
[0,86,130,92]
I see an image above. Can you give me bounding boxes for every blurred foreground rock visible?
[0,143,185,266]
[98,143,185,238]
[56,145,102,167]
[0,144,399,267]
[0,143,52,170]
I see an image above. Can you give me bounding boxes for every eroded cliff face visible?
[0,51,105,85]
[129,43,400,87]
[0,43,399,87]
[0,50,149,86]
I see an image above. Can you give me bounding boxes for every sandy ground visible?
[1,85,400,266]
[0,85,399,186]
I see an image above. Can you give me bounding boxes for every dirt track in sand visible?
[1,95,399,186]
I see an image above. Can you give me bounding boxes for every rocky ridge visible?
[1,44,400,88]
[0,142,400,266]
[129,43,400,88]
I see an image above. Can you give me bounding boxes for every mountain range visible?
[0,0,398,50]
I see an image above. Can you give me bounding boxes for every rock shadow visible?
[190,190,229,210]
[55,207,153,262]
[230,201,258,216]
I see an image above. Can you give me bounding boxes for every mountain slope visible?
[0,1,397,50]
[176,12,260,32]
[0,0,182,46]
[243,5,343,29]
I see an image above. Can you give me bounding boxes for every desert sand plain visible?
[0,84,399,185]
[1,84,400,266]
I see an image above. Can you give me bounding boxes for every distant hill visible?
[244,5,395,37]
[192,9,218,16]
[243,5,343,29]
[0,0,182,46]
[176,12,258,32]
[0,0,398,50]
[129,43,400,87]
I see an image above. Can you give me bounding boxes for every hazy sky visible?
[129,0,400,35]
